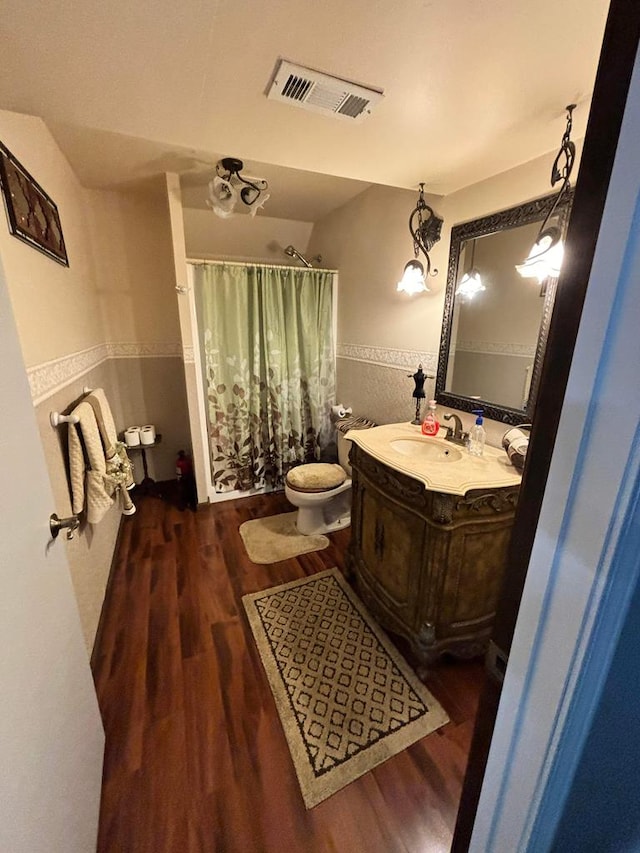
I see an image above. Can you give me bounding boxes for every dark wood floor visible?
[92,491,485,853]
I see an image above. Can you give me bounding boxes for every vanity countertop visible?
[346,422,522,496]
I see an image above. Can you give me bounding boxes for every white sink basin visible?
[346,423,522,495]
[390,438,463,462]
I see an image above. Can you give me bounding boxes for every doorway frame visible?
[454,1,640,847]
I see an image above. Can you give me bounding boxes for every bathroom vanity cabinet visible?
[346,443,519,667]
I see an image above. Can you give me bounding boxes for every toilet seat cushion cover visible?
[286,463,347,493]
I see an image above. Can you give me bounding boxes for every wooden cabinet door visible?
[436,520,513,640]
[359,482,425,629]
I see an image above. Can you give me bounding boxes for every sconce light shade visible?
[456,269,486,299]
[208,176,238,219]
[515,224,564,283]
[396,183,443,295]
[397,259,428,294]
[517,104,575,284]
[456,237,485,299]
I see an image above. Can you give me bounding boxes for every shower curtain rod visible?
[186,258,337,274]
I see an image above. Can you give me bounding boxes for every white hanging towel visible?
[68,402,115,524]
[86,388,135,492]
[68,401,135,523]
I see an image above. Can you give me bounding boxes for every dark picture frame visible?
[0,141,68,266]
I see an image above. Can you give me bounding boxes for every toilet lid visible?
[286,463,347,493]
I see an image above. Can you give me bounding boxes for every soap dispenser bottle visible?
[468,409,486,456]
[421,400,440,436]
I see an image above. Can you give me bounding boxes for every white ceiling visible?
[42,121,373,222]
[0,0,610,220]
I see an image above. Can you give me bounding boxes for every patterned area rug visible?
[242,568,449,808]
[239,512,329,564]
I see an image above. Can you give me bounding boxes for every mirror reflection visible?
[446,220,545,411]
[436,192,572,425]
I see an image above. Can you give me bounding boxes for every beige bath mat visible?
[239,511,329,564]
[243,568,449,808]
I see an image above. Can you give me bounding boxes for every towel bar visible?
[50,411,79,428]
[50,387,94,427]
[49,512,80,540]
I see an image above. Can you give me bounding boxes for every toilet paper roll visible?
[331,404,353,420]
[140,425,156,445]
[124,427,141,447]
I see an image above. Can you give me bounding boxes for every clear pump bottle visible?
[468,409,486,456]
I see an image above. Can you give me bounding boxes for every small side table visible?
[127,434,162,495]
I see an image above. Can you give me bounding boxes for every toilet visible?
[284,430,354,535]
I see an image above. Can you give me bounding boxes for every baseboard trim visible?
[90,513,127,672]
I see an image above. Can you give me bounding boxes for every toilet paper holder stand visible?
[126,433,162,493]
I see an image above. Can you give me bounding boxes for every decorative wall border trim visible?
[106,342,183,359]
[337,343,438,375]
[29,344,108,406]
[28,342,183,405]
[455,340,536,357]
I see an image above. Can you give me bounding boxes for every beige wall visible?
[0,112,190,650]
[86,175,191,482]
[440,140,583,232]
[183,206,314,264]
[306,183,446,434]
[165,174,213,504]
[309,146,583,446]
[87,179,183,344]
[0,111,105,366]
[308,184,446,353]
[110,357,189,481]
[34,364,123,649]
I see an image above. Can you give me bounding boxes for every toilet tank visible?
[337,431,353,476]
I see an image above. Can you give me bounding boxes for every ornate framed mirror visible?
[435,190,573,425]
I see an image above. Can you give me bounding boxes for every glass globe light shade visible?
[455,269,486,299]
[516,226,565,283]
[397,259,428,294]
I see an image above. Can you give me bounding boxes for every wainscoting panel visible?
[35,361,123,651]
[337,356,437,426]
[337,348,516,449]
[30,344,191,651]
[109,356,190,481]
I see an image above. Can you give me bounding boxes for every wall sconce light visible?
[516,104,576,283]
[207,157,269,219]
[397,183,443,294]
[456,238,485,299]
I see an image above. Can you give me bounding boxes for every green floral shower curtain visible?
[195,262,336,493]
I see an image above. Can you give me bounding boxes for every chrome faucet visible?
[443,413,469,446]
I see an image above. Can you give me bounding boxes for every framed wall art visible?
[0,141,68,266]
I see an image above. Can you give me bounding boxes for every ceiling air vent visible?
[267,60,383,122]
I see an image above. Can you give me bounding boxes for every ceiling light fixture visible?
[397,183,443,294]
[456,238,486,299]
[207,157,269,219]
[516,104,576,283]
